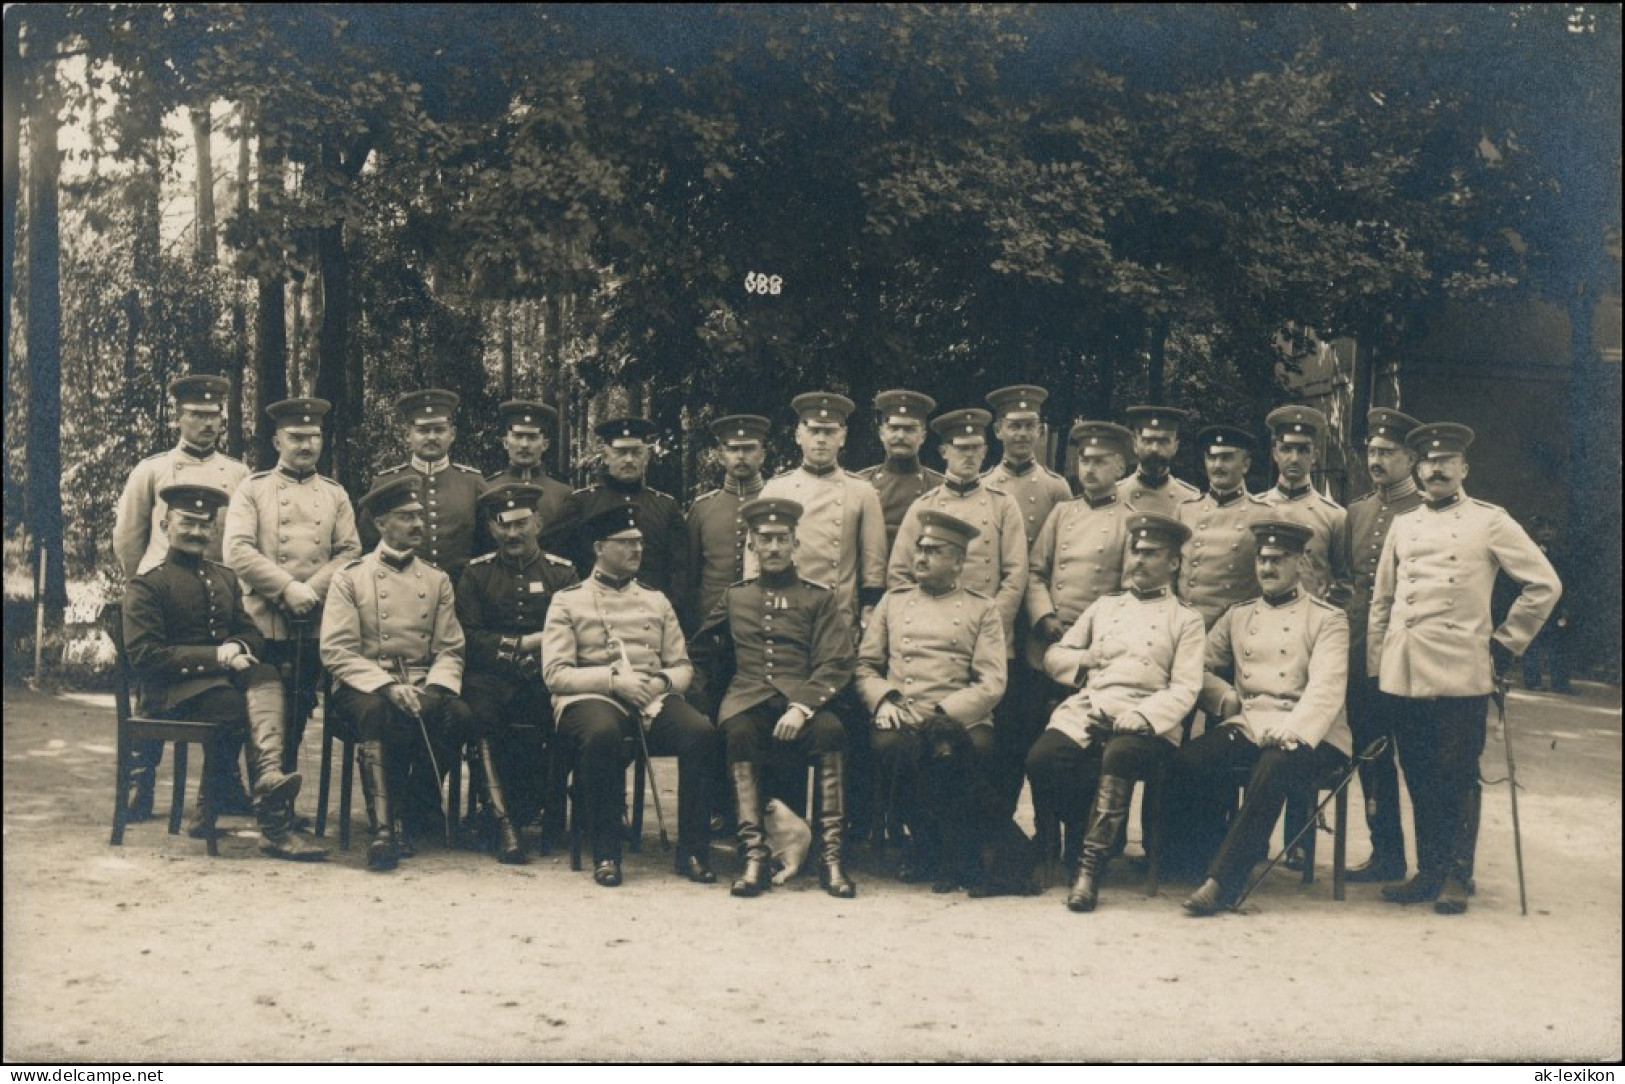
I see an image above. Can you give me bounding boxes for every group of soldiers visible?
[114,373,1562,917]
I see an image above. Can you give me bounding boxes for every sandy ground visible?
[2,682,1620,1064]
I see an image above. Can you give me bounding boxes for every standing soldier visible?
[1340,408,1424,883]
[1177,425,1272,629]
[691,498,858,899]
[1025,513,1205,912]
[368,389,487,583]
[122,483,318,859]
[541,506,719,887]
[1116,406,1200,516]
[1368,422,1559,915]
[486,400,572,528]
[858,511,1007,892]
[456,482,581,864]
[547,417,688,602]
[113,374,252,822]
[856,389,942,550]
[685,414,770,635]
[981,386,1072,810]
[223,397,361,837]
[321,476,473,871]
[1259,405,1351,602]
[1172,521,1352,915]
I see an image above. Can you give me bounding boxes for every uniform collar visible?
[1210,486,1245,507]
[177,442,215,462]
[1130,585,1169,601]
[604,475,645,495]
[1377,476,1419,504]
[593,569,634,590]
[1275,481,1312,501]
[169,549,205,570]
[1136,470,1169,490]
[377,544,415,572]
[944,476,980,496]
[1426,491,1463,511]
[504,464,540,482]
[277,464,317,482]
[412,456,448,476]
[799,461,840,478]
[1262,587,1300,608]
[722,475,764,498]
[498,546,543,572]
[921,580,959,598]
[1001,458,1035,476]
[758,566,798,590]
[1083,489,1117,509]
[883,456,923,475]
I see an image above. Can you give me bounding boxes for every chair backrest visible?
[101,602,135,726]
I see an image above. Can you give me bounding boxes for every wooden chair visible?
[314,681,463,851]
[566,732,650,871]
[1228,760,1350,901]
[1033,758,1171,897]
[104,603,227,857]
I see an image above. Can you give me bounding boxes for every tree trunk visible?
[1147,312,1169,405]
[313,221,354,489]
[500,301,515,399]
[3,12,23,526]
[1566,284,1621,676]
[25,58,66,612]
[252,117,287,469]
[191,103,216,266]
[230,101,251,462]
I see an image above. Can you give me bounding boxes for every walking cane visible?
[1230,737,1389,911]
[393,658,452,847]
[287,615,311,776]
[1492,677,1529,916]
[616,641,671,851]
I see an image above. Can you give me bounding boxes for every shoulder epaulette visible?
[1040,464,1067,479]
[1105,588,1128,597]
[890,582,920,594]
[1245,492,1271,505]
[854,464,879,479]
[634,578,659,592]
[571,485,594,496]
[1349,490,1377,506]
[469,553,496,566]
[1174,596,1200,613]
[963,586,992,601]
[138,450,170,466]
[647,487,677,502]
[248,468,274,480]
[558,580,587,593]
[690,488,721,505]
[418,557,443,571]
[452,462,483,475]
[544,552,575,568]
[340,557,364,571]
[1309,596,1341,612]
[374,463,407,477]
[799,577,833,592]
[1470,497,1504,512]
[983,482,1008,496]
[842,469,867,481]
[730,576,757,588]
[317,474,347,491]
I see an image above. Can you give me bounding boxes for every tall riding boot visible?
[126,741,160,822]
[730,762,771,897]
[357,741,399,872]
[185,742,224,839]
[817,752,857,899]
[479,739,527,865]
[1069,775,1133,912]
[245,683,325,860]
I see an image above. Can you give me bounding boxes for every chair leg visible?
[569,769,584,872]
[168,742,189,836]
[1333,784,1349,902]
[316,722,334,838]
[1301,787,1318,886]
[112,730,132,847]
[629,746,646,854]
[1145,772,1165,899]
[339,740,355,852]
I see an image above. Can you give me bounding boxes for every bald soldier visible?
[321,475,472,871]
[224,396,361,830]
[122,483,320,859]
[1340,408,1425,883]
[752,392,888,628]
[546,417,688,602]
[1026,513,1205,913]
[1172,521,1353,915]
[685,414,770,634]
[690,498,858,899]
[367,389,487,582]
[486,400,572,528]
[857,389,944,549]
[858,510,1007,892]
[1177,425,1272,629]
[1369,422,1559,915]
[1116,406,1201,516]
[113,374,252,821]
[1259,404,1351,603]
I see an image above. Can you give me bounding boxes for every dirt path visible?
[3,684,1620,1063]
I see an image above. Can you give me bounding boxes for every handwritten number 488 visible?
[744,272,783,295]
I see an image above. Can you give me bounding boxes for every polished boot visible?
[730,763,771,898]
[1345,847,1408,883]
[214,730,256,817]
[357,741,399,872]
[1348,747,1408,883]
[1381,872,1443,904]
[185,744,224,839]
[125,741,159,822]
[258,804,329,861]
[1182,877,1229,917]
[478,739,527,865]
[817,753,857,899]
[1068,775,1132,912]
[244,682,301,808]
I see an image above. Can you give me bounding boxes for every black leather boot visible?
[1068,775,1132,912]
[817,753,857,899]
[358,741,399,872]
[730,763,771,898]
[185,743,224,840]
[126,741,160,823]
[478,739,527,865]
[244,681,316,860]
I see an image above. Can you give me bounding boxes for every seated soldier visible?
[691,498,858,900]
[1171,521,1352,915]
[456,483,580,864]
[122,483,325,860]
[541,505,719,888]
[1025,513,1204,913]
[320,475,472,871]
[857,510,1007,893]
